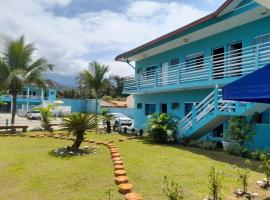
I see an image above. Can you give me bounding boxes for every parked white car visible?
[109,113,133,129]
[27,110,42,120]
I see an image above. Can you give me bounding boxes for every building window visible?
[185,53,204,70]
[50,91,54,95]
[171,102,180,110]
[33,91,36,96]
[184,102,199,115]
[137,103,142,109]
[146,66,157,78]
[145,104,156,115]
[171,58,179,66]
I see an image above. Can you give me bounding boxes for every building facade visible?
[0,80,57,114]
[116,0,270,149]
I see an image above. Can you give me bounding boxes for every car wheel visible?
[114,121,119,131]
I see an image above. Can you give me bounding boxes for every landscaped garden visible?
[0,131,270,200]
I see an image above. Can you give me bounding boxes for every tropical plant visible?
[0,35,53,125]
[227,116,256,145]
[35,104,54,130]
[101,109,115,133]
[162,176,185,200]
[147,113,179,143]
[0,90,6,106]
[234,160,251,194]
[77,61,109,133]
[259,154,270,186]
[62,113,96,151]
[207,167,223,200]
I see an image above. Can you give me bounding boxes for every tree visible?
[62,113,96,151]
[110,75,126,98]
[79,61,109,133]
[162,176,185,200]
[35,104,54,131]
[0,36,53,125]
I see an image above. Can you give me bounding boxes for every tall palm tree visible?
[78,61,109,132]
[0,36,53,125]
[63,113,96,151]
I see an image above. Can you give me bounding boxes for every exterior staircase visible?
[179,86,270,140]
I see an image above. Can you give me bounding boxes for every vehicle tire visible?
[37,117,41,120]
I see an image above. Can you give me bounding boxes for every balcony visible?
[124,41,270,94]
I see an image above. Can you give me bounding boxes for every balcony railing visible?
[4,95,45,100]
[124,41,270,93]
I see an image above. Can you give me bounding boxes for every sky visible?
[0,0,225,87]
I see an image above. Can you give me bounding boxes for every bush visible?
[226,116,256,145]
[187,140,217,151]
[226,143,248,157]
[259,154,270,186]
[147,113,179,144]
[200,141,217,151]
[207,167,223,200]
[234,160,252,193]
[102,95,113,101]
[162,176,185,200]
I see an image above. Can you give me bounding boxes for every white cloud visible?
[0,0,211,81]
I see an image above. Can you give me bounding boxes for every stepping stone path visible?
[119,183,133,194]
[111,153,121,158]
[114,165,124,170]
[115,176,129,184]
[114,169,127,176]
[125,192,142,200]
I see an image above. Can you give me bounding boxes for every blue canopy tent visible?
[222,64,270,103]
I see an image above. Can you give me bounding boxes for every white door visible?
[161,62,169,85]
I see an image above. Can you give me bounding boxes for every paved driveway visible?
[0,113,63,130]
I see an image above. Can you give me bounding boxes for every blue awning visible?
[222,64,270,103]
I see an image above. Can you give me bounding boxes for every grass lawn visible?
[0,131,269,200]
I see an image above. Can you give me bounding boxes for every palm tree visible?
[78,61,109,132]
[63,113,96,151]
[0,36,53,125]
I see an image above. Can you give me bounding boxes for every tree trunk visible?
[11,93,17,125]
[95,94,98,134]
[71,132,84,151]
[106,121,111,133]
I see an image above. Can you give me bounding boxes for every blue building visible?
[0,80,57,114]
[116,0,270,149]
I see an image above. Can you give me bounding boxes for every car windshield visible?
[112,113,127,118]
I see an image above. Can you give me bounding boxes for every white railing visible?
[179,87,248,136]
[124,41,270,92]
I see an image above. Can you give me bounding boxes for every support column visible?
[26,88,30,111]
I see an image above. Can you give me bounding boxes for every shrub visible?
[162,176,185,200]
[234,160,252,193]
[102,95,113,101]
[207,167,223,200]
[147,113,179,144]
[226,116,256,145]
[259,154,270,186]
[35,104,54,131]
[199,141,217,151]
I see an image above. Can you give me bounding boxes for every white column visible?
[26,88,30,111]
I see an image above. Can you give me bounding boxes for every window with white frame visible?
[145,104,156,115]
[185,53,204,70]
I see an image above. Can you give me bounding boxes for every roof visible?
[45,79,57,89]
[115,0,238,61]
[109,100,127,107]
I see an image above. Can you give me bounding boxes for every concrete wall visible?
[134,88,212,128]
